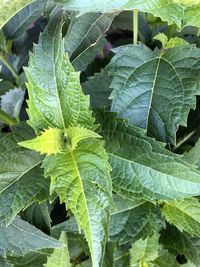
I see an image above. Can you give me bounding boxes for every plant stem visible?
[133,9,139,45]
[0,109,16,126]
[172,130,196,152]
[0,53,19,80]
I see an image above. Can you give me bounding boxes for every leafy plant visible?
[1,1,200,266]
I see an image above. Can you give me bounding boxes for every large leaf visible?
[96,111,200,200]
[107,44,200,144]
[0,0,35,30]
[109,196,163,244]
[44,232,71,267]
[65,12,116,71]
[56,0,184,28]
[23,12,112,267]
[42,137,112,266]
[0,130,49,225]
[160,225,200,266]
[162,198,200,237]
[25,11,94,133]
[0,216,62,257]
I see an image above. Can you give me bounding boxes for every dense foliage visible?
[1,0,200,266]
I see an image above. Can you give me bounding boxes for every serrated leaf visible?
[44,232,71,267]
[1,88,24,119]
[43,137,112,266]
[65,12,116,71]
[160,225,200,265]
[19,128,65,155]
[56,0,184,28]
[162,198,200,237]
[0,0,35,30]
[0,216,62,257]
[82,69,112,109]
[107,44,200,144]
[130,234,159,265]
[25,11,94,132]
[24,12,112,267]
[96,111,200,200]
[0,129,49,225]
[3,0,45,39]
[110,196,163,244]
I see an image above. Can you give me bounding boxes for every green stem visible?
[133,9,139,45]
[0,53,19,80]
[172,130,196,152]
[0,109,16,126]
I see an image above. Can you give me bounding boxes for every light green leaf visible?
[44,232,71,267]
[25,11,94,133]
[82,69,112,108]
[43,137,112,266]
[162,198,200,237]
[24,12,112,267]
[109,195,163,244]
[65,12,116,71]
[57,0,184,28]
[96,111,200,200]
[1,88,24,119]
[130,234,159,265]
[0,131,49,225]
[19,128,65,155]
[160,225,200,265]
[108,44,200,144]
[0,216,62,257]
[153,33,188,48]
[0,0,35,30]
[183,5,200,28]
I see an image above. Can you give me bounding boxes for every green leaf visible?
[43,137,112,266]
[153,250,180,267]
[153,33,188,48]
[130,234,159,265]
[160,225,200,265]
[97,111,200,200]
[183,137,200,165]
[8,251,49,267]
[109,195,163,244]
[113,246,130,267]
[3,0,45,39]
[19,128,65,155]
[0,257,11,267]
[65,12,116,71]
[24,12,112,267]
[0,216,62,257]
[107,44,200,144]
[82,69,112,109]
[162,198,200,237]
[44,232,71,267]
[25,11,94,132]
[21,202,51,234]
[56,0,184,28]
[0,0,35,30]
[183,5,200,28]
[1,88,24,120]
[0,132,49,225]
